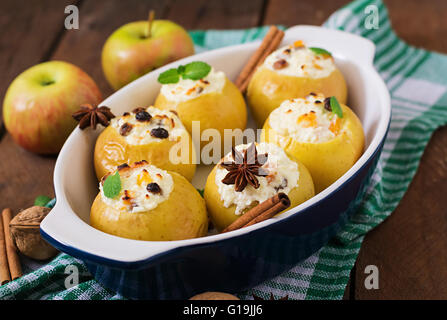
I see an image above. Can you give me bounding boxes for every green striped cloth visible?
[1,0,447,300]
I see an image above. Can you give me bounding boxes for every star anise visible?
[252,293,289,300]
[72,104,115,130]
[220,143,268,192]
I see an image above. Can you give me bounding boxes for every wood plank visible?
[355,0,447,299]
[0,0,77,123]
[167,0,265,29]
[0,0,77,213]
[0,135,57,213]
[51,0,174,98]
[355,126,447,299]
[262,0,350,26]
[385,0,447,53]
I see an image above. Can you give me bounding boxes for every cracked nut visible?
[9,206,58,260]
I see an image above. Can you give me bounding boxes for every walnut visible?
[189,292,240,300]
[9,206,58,260]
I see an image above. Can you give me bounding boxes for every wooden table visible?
[1,0,446,299]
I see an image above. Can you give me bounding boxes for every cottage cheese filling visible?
[269,93,343,143]
[215,142,299,215]
[160,68,226,103]
[110,106,187,145]
[263,41,336,78]
[100,163,173,213]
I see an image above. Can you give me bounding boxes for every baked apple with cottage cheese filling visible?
[204,142,315,231]
[247,41,347,126]
[261,93,364,193]
[94,106,196,181]
[90,161,208,241]
[154,61,247,150]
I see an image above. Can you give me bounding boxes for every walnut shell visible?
[9,206,58,260]
[189,292,240,300]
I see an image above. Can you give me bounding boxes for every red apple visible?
[102,19,194,90]
[3,61,102,154]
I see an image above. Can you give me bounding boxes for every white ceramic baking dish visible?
[40,25,390,299]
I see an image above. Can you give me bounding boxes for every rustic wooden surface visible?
[0,0,446,299]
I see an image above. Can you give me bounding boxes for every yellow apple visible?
[94,124,196,181]
[261,103,364,193]
[154,77,247,151]
[247,67,347,127]
[91,170,208,241]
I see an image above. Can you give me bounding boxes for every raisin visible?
[273,59,289,70]
[122,190,131,201]
[119,122,133,136]
[150,127,169,139]
[147,182,161,194]
[135,111,152,122]
[117,163,130,171]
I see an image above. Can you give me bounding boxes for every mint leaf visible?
[158,68,180,84]
[103,171,122,199]
[309,47,332,56]
[177,65,185,74]
[34,195,52,207]
[182,61,211,80]
[330,96,343,118]
[157,61,212,84]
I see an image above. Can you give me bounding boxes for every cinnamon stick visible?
[234,26,285,93]
[0,210,10,285]
[235,26,279,89]
[239,29,284,93]
[243,195,290,227]
[222,193,290,233]
[2,209,22,280]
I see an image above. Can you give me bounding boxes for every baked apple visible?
[247,41,347,126]
[204,142,315,231]
[154,64,247,151]
[90,161,208,241]
[94,106,196,181]
[261,93,364,193]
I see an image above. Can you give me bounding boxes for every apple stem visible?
[147,10,155,38]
